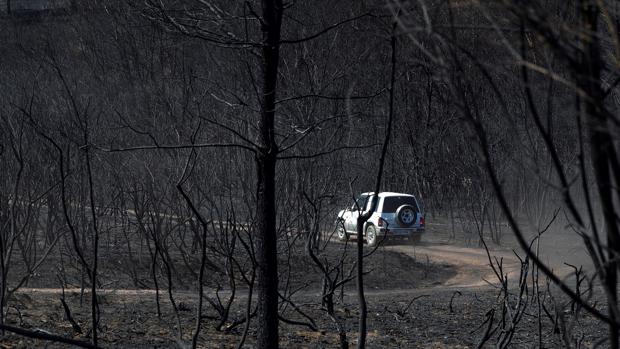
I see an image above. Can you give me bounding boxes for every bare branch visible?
[277,143,380,160]
[280,13,374,44]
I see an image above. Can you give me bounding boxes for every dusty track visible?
[387,242,520,289]
[17,240,517,298]
[17,220,591,297]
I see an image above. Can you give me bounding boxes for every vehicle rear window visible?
[381,196,419,213]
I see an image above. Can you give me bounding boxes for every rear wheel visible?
[366,225,378,247]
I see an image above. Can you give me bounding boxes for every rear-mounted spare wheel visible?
[396,204,417,227]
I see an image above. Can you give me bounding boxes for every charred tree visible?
[255,1,283,347]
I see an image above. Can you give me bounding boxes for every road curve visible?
[387,242,521,289]
[16,242,520,298]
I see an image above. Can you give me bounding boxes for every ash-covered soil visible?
[11,237,455,292]
[1,220,608,348]
[1,284,607,348]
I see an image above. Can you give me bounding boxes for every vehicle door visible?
[346,194,371,232]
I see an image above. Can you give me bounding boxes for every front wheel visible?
[337,223,348,242]
[366,225,378,247]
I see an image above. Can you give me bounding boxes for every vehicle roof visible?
[360,191,415,197]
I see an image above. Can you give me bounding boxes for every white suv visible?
[336,192,425,246]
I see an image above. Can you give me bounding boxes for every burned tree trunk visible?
[255,1,283,348]
[356,19,398,348]
[579,3,620,347]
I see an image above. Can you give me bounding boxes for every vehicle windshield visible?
[352,194,369,210]
[380,196,419,213]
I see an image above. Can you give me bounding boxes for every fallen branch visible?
[0,324,100,349]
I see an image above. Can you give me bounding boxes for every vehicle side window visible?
[367,195,377,212]
[353,194,368,211]
[352,194,378,212]
[380,196,420,213]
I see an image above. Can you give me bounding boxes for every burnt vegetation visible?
[1,0,620,348]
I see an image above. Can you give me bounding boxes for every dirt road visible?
[16,240,518,298]
[16,226,590,298]
[387,242,519,289]
[386,221,593,291]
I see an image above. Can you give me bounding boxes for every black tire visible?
[337,223,348,242]
[366,225,378,247]
[396,205,417,227]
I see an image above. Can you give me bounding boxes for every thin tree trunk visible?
[356,18,398,348]
[355,218,367,349]
[191,223,208,349]
[85,147,100,348]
